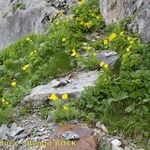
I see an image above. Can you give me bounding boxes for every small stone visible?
[111,139,122,147]
[112,145,124,150]
[8,123,25,138]
[47,115,52,123]
[50,79,61,88]
[96,122,108,133]
[95,121,102,128]
[97,51,119,68]
[14,133,28,140]
[101,124,108,134]
[62,131,80,140]
[0,124,9,139]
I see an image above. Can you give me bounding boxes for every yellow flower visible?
[104,64,109,69]
[5,101,9,105]
[127,37,132,41]
[104,39,109,46]
[63,105,69,111]
[71,49,78,57]
[26,37,30,41]
[93,53,96,56]
[84,21,93,29]
[2,98,5,103]
[30,51,34,56]
[120,31,124,36]
[83,46,92,51]
[126,46,132,52]
[80,21,84,25]
[55,21,59,25]
[75,9,79,13]
[26,37,32,42]
[129,40,134,44]
[109,33,117,42]
[62,38,66,42]
[11,81,17,87]
[30,50,37,56]
[100,61,105,67]
[49,93,58,101]
[62,93,69,100]
[96,15,100,19]
[22,64,30,71]
[78,0,85,5]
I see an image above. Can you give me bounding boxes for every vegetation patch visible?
[0,0,149,148]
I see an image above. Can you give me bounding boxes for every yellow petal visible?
[109,33,117,42]
[62,38,66,42]
[49,93,58,101]
[63,105,69,111]
[11,81,17,87]
[62,93,69,100]
[120,31,124,36]
[104,64,109,69]
[100,61,105,67]
[104,39,109,46]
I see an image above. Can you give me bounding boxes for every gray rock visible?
[99,0,150,42]
[22,71,99,107]
[47,115,52,123]
[8,123,25,138]
[111,139,122,147]
[97,51,119,68]
[51,79,68,88]
[112,146,124,150]
[62,131,80,140]
[0,124,9,139]
[13,133,28,140]
[96,121,102,129]
[0,0,59,50]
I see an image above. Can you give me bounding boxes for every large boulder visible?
[100,0,150,42]
[0,0,77,50]
[22,71,99,107]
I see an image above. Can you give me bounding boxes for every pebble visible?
[62,131,80,140]
[111,139,122,147]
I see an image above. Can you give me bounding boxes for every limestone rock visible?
[0,0,77,50]
[45,124,100,150]
[22,71,99,107]
[111,139,122,147]
[8,123,25,138]
[0,124,9,140]
[97,51,119,68]
[62,131,80,140]
[100,0,150,42]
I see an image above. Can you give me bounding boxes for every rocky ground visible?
[0,109,144,150]
[0,68,145,150]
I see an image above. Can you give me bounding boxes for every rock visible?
[47,115,52,123]
[58,124,94,138]
[0,124,9,139]
[62,131,80,140]
[51,79,69,88]
[45,124,100,150]
[99,0,150,42]
[97,51,119,68]
[51,79,61,88]
[14,133,28,140]
[111,139,122,147]
[112,146,124,150]
[96,122,108,134]
[22,71,99,107]
[96,121,102,129]
[8,123,25,138]
[0,0,60,50]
